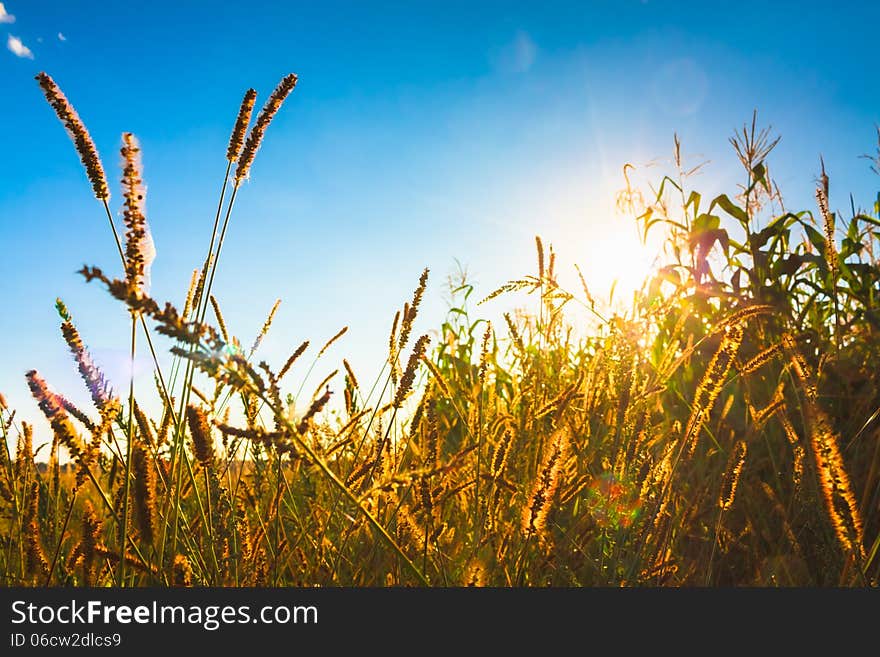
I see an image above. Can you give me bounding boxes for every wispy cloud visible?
[7,34,33,59]
[0,2,15,24]
[491,31,537,74]
[58,32,66,41]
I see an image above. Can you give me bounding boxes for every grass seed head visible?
[35,72,109,200]
[227,88,258,162]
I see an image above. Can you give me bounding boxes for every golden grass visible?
[2,74,878,588]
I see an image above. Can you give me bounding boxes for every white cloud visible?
[7,34,33,58]
[0,3,15,24]
[58,32,66,41]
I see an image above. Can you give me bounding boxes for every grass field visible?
[2,72,879,587]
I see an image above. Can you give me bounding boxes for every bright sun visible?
[550,208,664,315]
[573,221,659,306]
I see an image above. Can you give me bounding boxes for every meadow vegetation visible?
[2,74,879,586]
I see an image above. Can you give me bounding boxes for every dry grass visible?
[1,77,879,587]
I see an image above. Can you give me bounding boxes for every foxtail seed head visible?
[35,72,109,200]
[131,442,156,544]
[120,133,153,295]
[227,88,258,162]
[523,427,569,537]
[26,370,85,462]
[186,405,215,467]
[719,441,747,511]
[235,73,298,182]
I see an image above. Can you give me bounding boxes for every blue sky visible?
[1,0,878,436]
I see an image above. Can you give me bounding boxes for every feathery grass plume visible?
[805,402,865,561]
[792,445,806,494]
[684,324,744,452]
[535,235,545,281]
[816,185,838,280]
[343,381,354,419]
[534,391,565,420]
[394,499,430,548]
[15,422,34,484]
[487,427,514,527]
[35,72,109,200]
[182,269,200,321]
[26,370,85,462]
[133,401,154,447]
[209,295,231,345]
[490,428,513,480]
[56,299,116,413]
[782,333,817,402]
[719,441,747,511]
[479,279,535,305]
[424,398,440,468]
[258,358,283,408]
[739,341,784,375]
[574,263,596,307]
[388,310,400,354]
[345,451,376,489]
[750,392,785,430]
[419,356,451,399]
[397,268,429,352]
[192,255,211,313]
[777,412,805,491]
[641,438,676,511]
[0,439,11,503]
[416,467,435,519]
[47,426,61,498]
[78,266,226,350]
[75,413,107,489]
[55,393,96,433]
[215,422,282,449]
[412,402,439,522]
[388,310,401,383]
[24,483,50,580]
[478,322,492,386]
[393,335,430,409]
[120,133,152,295]
[234,503,253,567]
[235,73,298,182]
[186,405,215,467]
[714,305,775,333]
[278,340,309,381]
[94,546,157,576]
[78,501,101,586]
[503,312,526,355]
[523,427,569,537]
[407,390,427,437]
[250,298,281,357]
[156,396,174,449]
[131,442,156,544]
[749,381,785,429]
[297,387,332,434]
[0,392,7,410]
[318,326,348,358]
[535,386,573,420]
[306,372,337,411]
[326,407,373,456]
[191,385,211,407]
[343,359,359,391]
[227,88,258,162]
